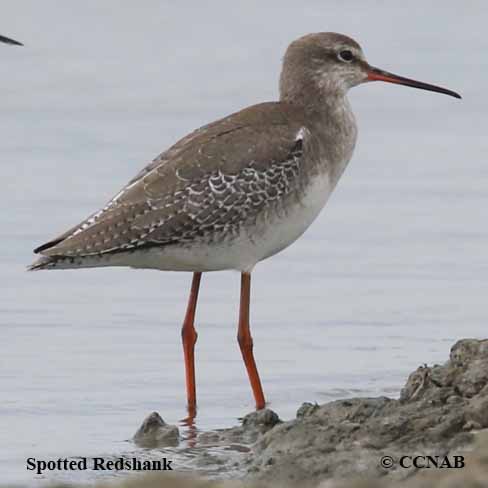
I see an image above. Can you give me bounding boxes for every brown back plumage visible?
[34,103,309,260]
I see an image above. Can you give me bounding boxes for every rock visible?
[244,338,488,486]
[400,364,432,402]
[296,402,320,419]
[241,408,281,431]
[198,408,281,446]
[133,412,179,448]
[466,385,488,428]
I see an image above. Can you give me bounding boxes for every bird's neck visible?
[280,81,347,116]
[280,79,354,131]
[280,64,349,111]
[281,85,357,186]
[320,95,357,187]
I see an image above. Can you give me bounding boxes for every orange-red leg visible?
[237,272,266,410]
[181,272,202,418]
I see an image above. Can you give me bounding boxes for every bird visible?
[0,34,22,46]
[30,33,460,418]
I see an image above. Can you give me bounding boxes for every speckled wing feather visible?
[35,102,310,259]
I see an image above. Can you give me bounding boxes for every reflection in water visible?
[180,405,198,448]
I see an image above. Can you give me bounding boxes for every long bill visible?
[367,65,461,99]
[0,34,23,46]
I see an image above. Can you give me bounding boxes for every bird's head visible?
[280,32,460,104]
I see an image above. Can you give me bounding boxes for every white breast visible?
[248,168,332,266]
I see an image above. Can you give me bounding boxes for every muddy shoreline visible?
[8,338,488,487]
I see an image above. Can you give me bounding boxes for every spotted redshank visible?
[30,33,460,416]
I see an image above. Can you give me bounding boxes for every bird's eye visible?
[338,50,354,63]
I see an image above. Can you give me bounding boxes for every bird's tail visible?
[28,255,72,271]
[28,249,130,271]
[27,253,115,271]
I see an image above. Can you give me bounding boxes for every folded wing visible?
[35,102,309,259]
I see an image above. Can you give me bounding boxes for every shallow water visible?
[1,1,487,486]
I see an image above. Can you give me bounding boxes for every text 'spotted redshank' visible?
[30,33,461,419]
